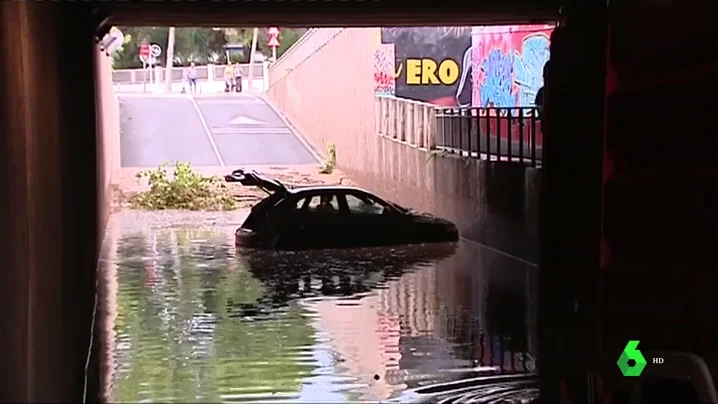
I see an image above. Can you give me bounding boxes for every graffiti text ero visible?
[406,58,460,86]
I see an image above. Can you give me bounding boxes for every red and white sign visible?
[139,43,150,62]
[267,27,280,48]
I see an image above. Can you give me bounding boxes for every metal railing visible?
[436,107,543,166]
[112,63,265,84]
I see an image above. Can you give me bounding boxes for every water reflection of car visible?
[239,242,458,291]
[230,242,458,317]
[224,169,459,250]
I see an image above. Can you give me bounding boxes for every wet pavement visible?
[98,210,538,403]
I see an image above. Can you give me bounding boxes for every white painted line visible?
[194,99,264,105]
[228,116,265,125]
[116,93,189,99]
[255,95,323,163]
[187,95,225,167]
[211,127,291,134]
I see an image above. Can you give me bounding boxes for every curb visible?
[256,94,324,164]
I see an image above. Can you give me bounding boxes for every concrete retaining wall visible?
[268,28,378,165]
[267,28,541,263]
[95,46,121,231]
[363,118,541,263]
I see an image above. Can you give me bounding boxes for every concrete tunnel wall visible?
[95,43,122,231]
[268,28,541,263]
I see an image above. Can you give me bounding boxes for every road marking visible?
[194,99,264,105]
[187,95,225,166]
[228,116,265,125]
[211,127,291,134]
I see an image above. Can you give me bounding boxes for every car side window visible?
[345,193,385,215]
[295,197,309,210]
[307,194,340,213]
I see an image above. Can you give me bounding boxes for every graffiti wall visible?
[377,25,553,108]
[374,44,396,96]
[380,27,472,107]
[471,25,553,108]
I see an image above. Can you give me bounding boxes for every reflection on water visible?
[98,215,537,403]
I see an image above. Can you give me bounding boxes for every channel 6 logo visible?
[617,340,647,376]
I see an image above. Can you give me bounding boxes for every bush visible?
[319,143,336,174]
[130,162,237,211]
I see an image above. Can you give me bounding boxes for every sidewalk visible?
[113,79,266,94]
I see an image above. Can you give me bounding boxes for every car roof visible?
[287,185,377,195]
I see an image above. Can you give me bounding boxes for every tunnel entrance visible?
[99,21,549,402]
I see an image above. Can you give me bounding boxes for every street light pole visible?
[247,27,259,92]
[164,27,176,93]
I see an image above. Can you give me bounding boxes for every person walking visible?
[223,63,234,92]
[186,62,198,93]
[233,62,243,92]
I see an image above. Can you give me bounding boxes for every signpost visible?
[148,44,162,85]
[139,44,150,92]
[267,27,280,61]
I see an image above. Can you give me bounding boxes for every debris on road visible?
[114,165,355,211]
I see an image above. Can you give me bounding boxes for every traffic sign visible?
[150,43,162,58]
[139,43,150,63]
[267,27,280,48]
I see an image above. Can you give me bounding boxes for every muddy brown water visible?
[97,210,537,403]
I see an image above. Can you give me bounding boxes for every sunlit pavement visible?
[118,92,319,168]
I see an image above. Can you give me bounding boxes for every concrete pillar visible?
[0,3,101,402]
[538,2,609,401]
[262,61,269,90]
[207,63,215,81]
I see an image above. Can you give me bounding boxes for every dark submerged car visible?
[225,168,459,250]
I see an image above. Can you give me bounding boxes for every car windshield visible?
[369,194,408,213]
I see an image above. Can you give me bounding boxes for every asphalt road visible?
[120,93,319,167]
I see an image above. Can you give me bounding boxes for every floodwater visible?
[97,211,538,403]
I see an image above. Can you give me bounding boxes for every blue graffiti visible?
[513,34,550,107]
[480,49,516,108]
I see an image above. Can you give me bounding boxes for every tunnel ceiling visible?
[102,1,560,27]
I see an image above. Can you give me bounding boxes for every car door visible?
[340,191,399,247]
[289,192,346,249]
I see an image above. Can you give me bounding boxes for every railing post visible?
[375,96,381,135]
[406,101,415,145]
[416,104,429,147]
[396,99,405,141]
[427,107,437,150]
[381,97,389,136]
[387,98,396,139]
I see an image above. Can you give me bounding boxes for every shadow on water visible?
[97,216,538,403]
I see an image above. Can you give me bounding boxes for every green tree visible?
[112,27,305,68]
[224,27,308,62]
[112,27,228,69]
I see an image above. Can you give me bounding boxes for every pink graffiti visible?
[374,44,396,95]
[374,71,395,93]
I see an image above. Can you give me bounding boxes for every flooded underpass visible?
[97,211,538,403]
